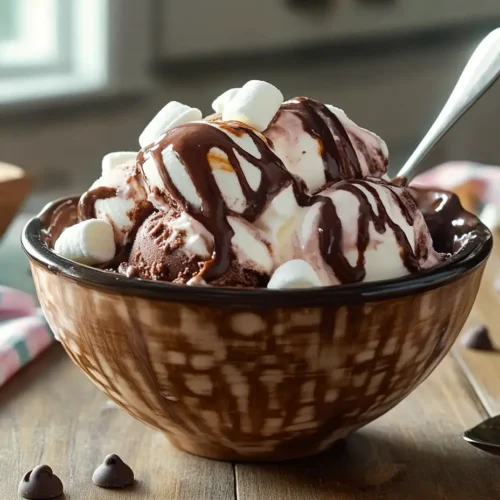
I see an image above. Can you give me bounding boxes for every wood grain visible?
[0,162,31,238]
[453,229,500,416]
[0,346,235,500]
[235,356,500,500]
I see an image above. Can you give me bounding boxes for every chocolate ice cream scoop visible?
[92,454,134,489]
[18,465,63,499]
[293,177,443,285]
[128,211,271,286]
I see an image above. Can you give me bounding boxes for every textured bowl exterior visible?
[30,260,486,461]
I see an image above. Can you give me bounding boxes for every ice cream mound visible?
[47,80,448,289]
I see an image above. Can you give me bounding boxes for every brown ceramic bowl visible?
[22,190,492,462]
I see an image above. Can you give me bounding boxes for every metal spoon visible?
[396,28,500,183]
[463,415,500,456]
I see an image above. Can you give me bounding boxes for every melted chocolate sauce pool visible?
[63,98,465,286]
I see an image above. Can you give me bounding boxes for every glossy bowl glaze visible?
[22,191,492,461]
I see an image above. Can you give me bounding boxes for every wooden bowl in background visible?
[0,162,32,238]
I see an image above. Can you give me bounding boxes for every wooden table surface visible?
[1,241,500,499]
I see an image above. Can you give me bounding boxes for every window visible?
[0,0,149,106]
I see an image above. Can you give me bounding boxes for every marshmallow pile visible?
[52,80,443,289]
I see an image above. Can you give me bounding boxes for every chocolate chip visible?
[92,454,134,489]
[18,465,63,499]
[461,325,494,351]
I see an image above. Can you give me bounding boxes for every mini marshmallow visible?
[139,101,202,148]
[222,80,283,132]
[102,152,138,175]
[267,260,322,289]
[187,276,208,286]
[54,219,116,265]
[212,88,240,113]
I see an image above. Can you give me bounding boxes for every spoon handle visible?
[397,28,500,181]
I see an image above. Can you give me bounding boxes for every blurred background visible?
[1,0,500,212]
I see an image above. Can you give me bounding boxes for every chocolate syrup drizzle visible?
[133,99,432,285]
[274,99,429,283]
[313,179,421,284]
[78,186,117,220]
[40,198,79,248]
[275,97,363,182]
[137,122,296,281]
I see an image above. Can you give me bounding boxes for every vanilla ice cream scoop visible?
[294,178,443,286]
[264,97,389,193]
[139,121,278,213]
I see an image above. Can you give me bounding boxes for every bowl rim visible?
[21,196,493,307]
